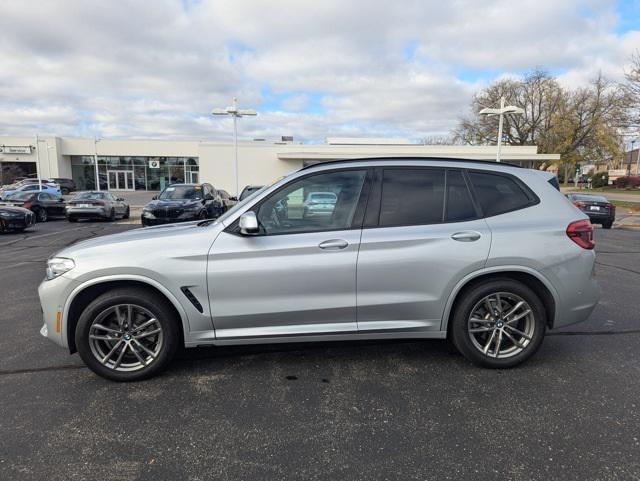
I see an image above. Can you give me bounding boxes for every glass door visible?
[107,170,135,190]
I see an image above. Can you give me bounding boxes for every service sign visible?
[0,145,32,154]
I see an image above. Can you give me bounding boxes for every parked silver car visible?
[39,158,599,381]
[66,191,130,222]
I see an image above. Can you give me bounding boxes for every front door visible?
[207,168,369,339]
[107,170,135,190]
[356,168,492,333]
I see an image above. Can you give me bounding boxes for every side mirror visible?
[230,196,238,202]
[152,195,158,200]
[239,211,259,235]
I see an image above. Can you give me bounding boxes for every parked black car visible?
[141,183,224,227]
[567,193,616,229]
[218,189,237,211]
[239,185,263,201]
[66,191,130,222]
[0,205,36,233]
[1,191,66,222]
[50,178,76,195]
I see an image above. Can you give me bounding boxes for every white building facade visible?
[0,136,560,194]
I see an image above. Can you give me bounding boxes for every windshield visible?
[6,192,34,200]
[74,192,107,200]
[159,185,202,200]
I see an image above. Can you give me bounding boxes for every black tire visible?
[449,279,546,369]
[34,207,47,222]
[75,287,180,382]
[123,206,130,219]
[67,216,78,222]
[602,221,613,229]
[108,208,116,222]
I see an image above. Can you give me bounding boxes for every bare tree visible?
[624,50,640,129]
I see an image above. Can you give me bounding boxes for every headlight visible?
[142,210,156,219]
[46,257,75,280]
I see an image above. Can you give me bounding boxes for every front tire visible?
[449,279,546,368]
[75,288,179,381]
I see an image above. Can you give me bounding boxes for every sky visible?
[0,0,638,143]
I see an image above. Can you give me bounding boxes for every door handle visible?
[451,231,481,242]
[318,239,349,250]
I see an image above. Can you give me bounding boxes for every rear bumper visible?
[66,207,108,219]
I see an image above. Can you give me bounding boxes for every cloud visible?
[0,0,637,142]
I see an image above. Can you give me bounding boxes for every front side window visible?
[256,170,367,235]
[468,171,535,217]
[379,168,445,227]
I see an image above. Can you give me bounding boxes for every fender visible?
[439,265,560,331]
[63,274,192,350]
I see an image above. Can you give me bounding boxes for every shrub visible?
[613,176,640,188]
[590,172,608,188]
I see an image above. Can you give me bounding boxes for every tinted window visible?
[257,170,366,235]
[468,171,534,217]
[445,170,477,222]
[380,169,445,227]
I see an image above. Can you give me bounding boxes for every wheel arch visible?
[65,276,187,353]
[442,267,558,335]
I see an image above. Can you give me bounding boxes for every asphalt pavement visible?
[1,219,639,481]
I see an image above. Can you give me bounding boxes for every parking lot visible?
[1,219,639,480]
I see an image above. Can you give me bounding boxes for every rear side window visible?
[380,168,445,226]
[445,170,477,222]
[468,171,536,217]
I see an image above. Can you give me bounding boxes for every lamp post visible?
[479,97,524,163]
[212,97,257,196]
[94,137,102,191]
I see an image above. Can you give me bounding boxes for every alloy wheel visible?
[467,292,535,359]
[88,304,164,372]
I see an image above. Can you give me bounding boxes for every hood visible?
[144,198,203,209]
[55,219,223,259]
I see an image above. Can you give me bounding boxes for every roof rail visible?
[299,156,524,171]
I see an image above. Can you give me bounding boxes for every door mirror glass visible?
[239,211,259,235]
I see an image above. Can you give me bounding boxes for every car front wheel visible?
[450,279,546,368]
[75,287,179,381]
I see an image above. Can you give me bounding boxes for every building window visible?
[70,156,198,191]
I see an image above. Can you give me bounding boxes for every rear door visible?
[356,167,492,333]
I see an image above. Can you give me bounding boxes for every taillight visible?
[567,220,594,250]
[23,202,32,209]
[573,201,585,208]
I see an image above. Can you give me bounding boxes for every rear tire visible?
[75,287,180,382]
[602,221,613,229]
[34,207,47,222]
[123,207,130,219]
[449,279,546,368]
[108,209,116,221]
[67,216,78,222]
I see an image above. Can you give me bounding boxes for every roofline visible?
[299,157,524,171]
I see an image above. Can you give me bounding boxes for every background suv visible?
[39,158,599,381]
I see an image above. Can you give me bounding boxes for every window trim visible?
[465,168,540,218]
[225,167,372,237]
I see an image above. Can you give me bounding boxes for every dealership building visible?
[0,136,559,194]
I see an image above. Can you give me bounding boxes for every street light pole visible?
[94,137,101,191]
[212,97,258,197]
[35,134,42,191]
[479,96,524,163]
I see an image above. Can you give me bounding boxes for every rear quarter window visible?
[468,171,537,217]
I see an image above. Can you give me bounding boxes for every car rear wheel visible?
[450,279,546,368]
[34,207,47,222]
[108,208,116,221]
[123,206,130,219]
[75,287,179,381]
[602,221,613,229]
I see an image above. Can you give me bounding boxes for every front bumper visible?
[0,211,35,230]
[38,274,79,349]
[141,214,199,226]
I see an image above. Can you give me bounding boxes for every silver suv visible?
[39,159,599,381]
